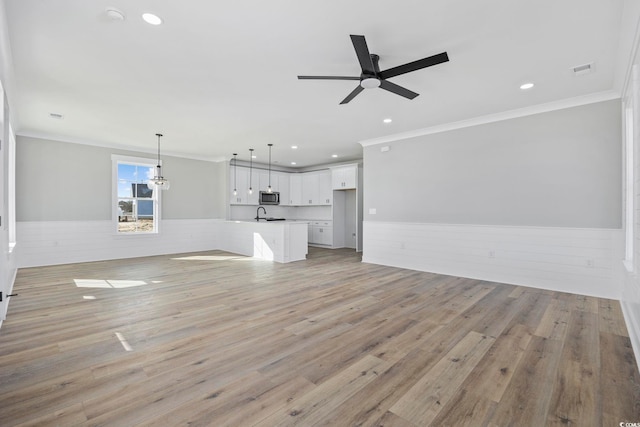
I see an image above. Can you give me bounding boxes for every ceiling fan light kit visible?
[298,34,449,104]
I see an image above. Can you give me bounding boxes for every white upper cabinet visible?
[289,174,302,205]
[231,167,335,206]
[302,172,319,205]
[230,167,250,204]
[274,172,290,205]
[331,164,358,190]
[298,170,332,206]
[318,170,332,205]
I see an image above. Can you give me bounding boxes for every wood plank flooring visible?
[0,247,638,426]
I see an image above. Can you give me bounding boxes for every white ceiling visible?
[3,0,630,167]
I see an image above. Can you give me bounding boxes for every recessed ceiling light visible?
[291,162,297,165]
[331,154,338,158]
[383,118,392,123]
[291,145,298,149]
[520,82,534,90]
[142,13,162,25]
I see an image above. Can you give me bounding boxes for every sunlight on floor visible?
[74,279,151,288]
[114,332,133,351]
[170,255,246,261]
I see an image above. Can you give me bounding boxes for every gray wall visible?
[17,136,226,221]
[363,99,622,228]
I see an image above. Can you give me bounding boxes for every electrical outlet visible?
[488,250,495,258]
[586,259,595,268]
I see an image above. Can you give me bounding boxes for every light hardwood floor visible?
[0,247,639,426]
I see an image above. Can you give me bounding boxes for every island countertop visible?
[219,220,308,263]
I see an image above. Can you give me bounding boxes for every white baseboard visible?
[621,299,640,373]
[620,268,640,373]
[363,221,622,300]
[16,219,224,268]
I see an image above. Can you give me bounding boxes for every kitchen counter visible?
[219,220,308,263]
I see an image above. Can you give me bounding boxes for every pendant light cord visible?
[156,133,163,168]
[268,144,272,189]
[249,148,254,192]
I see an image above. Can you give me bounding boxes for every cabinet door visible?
[289,174,302,205]
[246,169,261,205]
[342,166,357,189]
[332,165,357,189]
[313,226,333,246]
[331,167,344,189]
[321,227,333,246]
[308,224,314,243]
[302,172,319,205]
[318,170,332,205]
[230,167,249,204]
[275,172,290,206]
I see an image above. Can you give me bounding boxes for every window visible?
[112,155,159,234]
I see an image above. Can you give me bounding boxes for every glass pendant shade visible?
[148,133,170,190]
[149,165,170,190]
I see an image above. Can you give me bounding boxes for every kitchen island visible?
[219,220,308,263]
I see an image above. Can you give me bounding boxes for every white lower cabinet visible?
[309,221,333,246]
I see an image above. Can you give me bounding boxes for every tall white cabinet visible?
[330,164,363,252]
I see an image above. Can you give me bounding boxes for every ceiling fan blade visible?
[340,85,365,104]
[379,80,419,100]
[350,35,375,74]
[298,75,361,80]
[379,52,449,79]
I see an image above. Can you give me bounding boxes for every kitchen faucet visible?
[255,206,267,221]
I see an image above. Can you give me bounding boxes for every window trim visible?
[111,154,162,235]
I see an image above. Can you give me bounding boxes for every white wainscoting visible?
[16,219,224,268]
[363,221,623,300]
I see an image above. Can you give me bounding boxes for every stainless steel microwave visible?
[259,191,280,205]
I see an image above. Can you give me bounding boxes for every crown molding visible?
[15,130,227,163]
[359,90,620,147]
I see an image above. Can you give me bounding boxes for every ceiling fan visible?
[298,34,449,104]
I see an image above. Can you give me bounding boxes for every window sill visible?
[113,232,159,237]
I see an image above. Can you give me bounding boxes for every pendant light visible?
[148,133,170,190]
[267,143,273,193]
[248,148,254,195]
[232,153,238,196]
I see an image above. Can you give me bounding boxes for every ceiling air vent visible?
[572,63,594,76]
